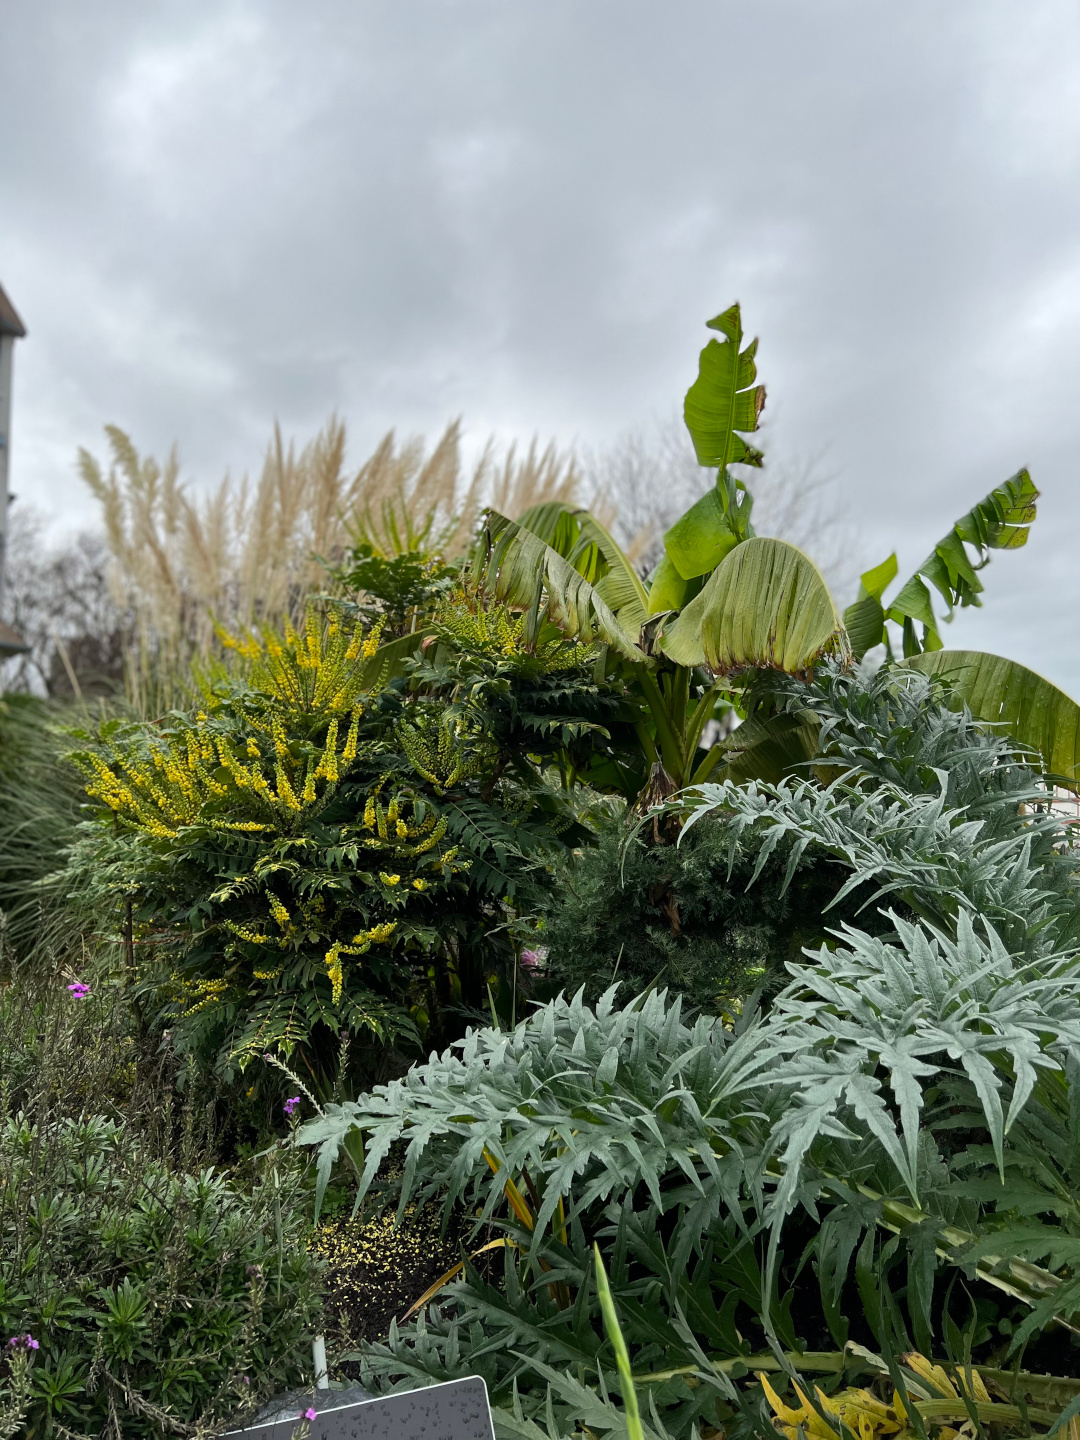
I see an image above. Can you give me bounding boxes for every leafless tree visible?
[582,412,862,602]
[0,505,131,698]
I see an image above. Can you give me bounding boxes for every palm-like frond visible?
[477,512,646,664]
[862,470,1038,657]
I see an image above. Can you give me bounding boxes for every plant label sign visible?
[226,1377,495,1440]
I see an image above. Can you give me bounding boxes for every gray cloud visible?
[1,0,1077,681]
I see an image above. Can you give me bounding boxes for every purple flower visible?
[303,1407,318,1420]
[67,982,90,1000]
[7,1333,38,1351]
[520,947,547,972]
[283,1096,301,1117]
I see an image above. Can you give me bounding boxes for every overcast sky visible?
[2,1,1078,685]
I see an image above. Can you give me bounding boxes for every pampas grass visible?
[79,417,582,709]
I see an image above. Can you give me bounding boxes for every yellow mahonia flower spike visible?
[323,921,397,1004]
[275,764,301,812]
[325,942,345,1004]
[359,619,384,660]
[71,601,390,837]
[342,706,362,764]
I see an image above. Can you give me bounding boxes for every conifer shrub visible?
[542,811,886,1011]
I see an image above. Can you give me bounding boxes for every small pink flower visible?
[283,1096,301,1117]
[67,982,90,999]
[303,1407,317,1420]
[6,1333,38,1350]
[520,947,547,972]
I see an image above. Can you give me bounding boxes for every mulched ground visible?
[310,1200,480,1354]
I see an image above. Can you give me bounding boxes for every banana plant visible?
[843,469,1039,661]
[429,303,1079,797]
[841,479,1080,786]
[474,304,847,799]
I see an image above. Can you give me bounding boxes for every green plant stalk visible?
[634,661,732,788]
[594,1243,645,1440]
[634,1350,1080,1409]
[634,1350,849,1385]
[867,1187,1079,1331]
[636,666,687,781]
[739,1156,1078,1331]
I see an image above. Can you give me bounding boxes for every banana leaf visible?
[646,553,692,616]
[681,303,766,474]
[479,511,646,664]
[668,303,764,580]
[513,502,650,636]
[903,649,1080,786]
[843,553,898,662]
[888,470,1038,655]
[660,537,847,676]
[715,710,823,786]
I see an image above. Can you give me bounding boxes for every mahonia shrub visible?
[0,1113,320,1437]
[66,592,622,1092]
[67,606,444,1087]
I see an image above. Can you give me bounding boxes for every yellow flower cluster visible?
[397,716,483,794]
[217,604,384,717]
[173,976,231,1016]
[76,603,389,834]
[438,587,527,657]
[436,584,586,670]
[759,1352,994,1440]
[362,789,448,854]
[224,885,328,954]
[325,921,397,1005]
[77,697,364,835]
[360,785,463,880]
